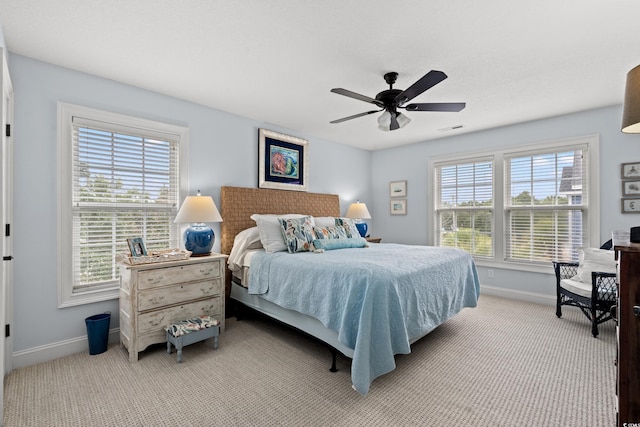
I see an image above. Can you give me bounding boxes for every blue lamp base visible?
[355,222,368,238]
[183,224,214,256]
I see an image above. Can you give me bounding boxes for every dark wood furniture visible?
[615,243,640,426]
[552,241,617,337]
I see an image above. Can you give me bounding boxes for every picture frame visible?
[622,179,640,196]
[259,128,308,192]
[621,162,640,179]
[622,198,640,214]
[390,199,407,215]
[127,237,147,257]
[389,180,407,197]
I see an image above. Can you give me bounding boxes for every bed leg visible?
[329,348,338,372]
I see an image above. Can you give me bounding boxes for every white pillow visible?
[313,216,337,228]
[228,227,262,271]
[571,247,616,283]
[250,214,312,253]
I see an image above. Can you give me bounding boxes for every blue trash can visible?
[85,312,111,355]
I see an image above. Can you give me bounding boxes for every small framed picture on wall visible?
[622,198,640,214]
[622,179,640,197]
[389,180,407,197]
[390,199,407,215]
[621,161,640,179]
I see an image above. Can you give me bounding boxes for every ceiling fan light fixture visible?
[396,112,411,128]
[377,111,392,131]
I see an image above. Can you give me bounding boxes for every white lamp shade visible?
[622,64,640,133]
[174,195,223,223]
[345,202,371,219]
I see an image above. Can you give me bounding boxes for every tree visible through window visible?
[58,103,188,307]
[74,126,179,291]
[431,136,596,268]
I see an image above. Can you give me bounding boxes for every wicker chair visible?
[552,241,617,337]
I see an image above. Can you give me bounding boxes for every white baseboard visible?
[480,285,556,306]
[11,287,554,370]
[12,329,120,369]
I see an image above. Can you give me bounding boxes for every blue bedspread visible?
[248,243,480,395]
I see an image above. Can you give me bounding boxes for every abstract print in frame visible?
[259,129,308,192]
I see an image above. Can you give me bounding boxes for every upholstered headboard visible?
[219,186,341,255]
[219,186,340,298]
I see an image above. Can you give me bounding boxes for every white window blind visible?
[58,103,188,307]
[71,118,180,292]
[505,146,588,264]
[434,157,494,257]
[429,134,598,272]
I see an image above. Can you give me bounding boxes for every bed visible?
[220,186,479,395]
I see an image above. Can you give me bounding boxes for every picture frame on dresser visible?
[127,237,147,257]
[258,128,308,192]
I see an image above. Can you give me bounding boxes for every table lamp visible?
[345,201,371,237]
[174,191,223,256]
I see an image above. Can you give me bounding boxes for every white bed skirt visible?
[230,282,355,358]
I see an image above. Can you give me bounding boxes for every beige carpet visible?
[3,295,615,426]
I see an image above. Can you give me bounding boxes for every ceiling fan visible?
[330,70,465,131]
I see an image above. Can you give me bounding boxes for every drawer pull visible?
[148,296,165,305]
[149,315,164,327]
[634,305,640,317]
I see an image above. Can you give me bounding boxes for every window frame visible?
[428,134,600,274]
[57,103,189,307]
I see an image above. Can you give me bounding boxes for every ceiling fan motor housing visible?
[376,89,403,112]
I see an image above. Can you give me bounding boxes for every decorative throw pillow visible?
[250,214,311,253]
[313,225,349,240]
[335,218,360,238]
[313,216,337,228]
[313,237,369,251]
[572,247,616,283]
[278,216,317,253]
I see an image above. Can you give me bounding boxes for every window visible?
[58,103,188,307]
[430,135,599,271]
[434,157,494,258]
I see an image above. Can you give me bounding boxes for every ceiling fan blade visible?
[330,110,381,124]
[331,88,384,107]
[404,102,466,112]
[390,113,400,131]
[395,70,448,106]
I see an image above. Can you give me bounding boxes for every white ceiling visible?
[1,0,640,150]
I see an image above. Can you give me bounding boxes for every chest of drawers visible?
[118,254,226,362]
[614,244,640,426]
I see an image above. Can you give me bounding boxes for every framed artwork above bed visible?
[259,129,308,192]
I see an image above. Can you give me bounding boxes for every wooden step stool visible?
[165,315,220,363]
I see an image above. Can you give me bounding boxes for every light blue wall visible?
[8,48,640,358]
[8,53,371,353]
[371,106,640,299]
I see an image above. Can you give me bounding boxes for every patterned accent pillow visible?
[278,216,317,253]
[313,225,349,240]
[335,218,360,238]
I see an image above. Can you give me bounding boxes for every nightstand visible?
[365,237,382,243]
[118,253,227,362]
